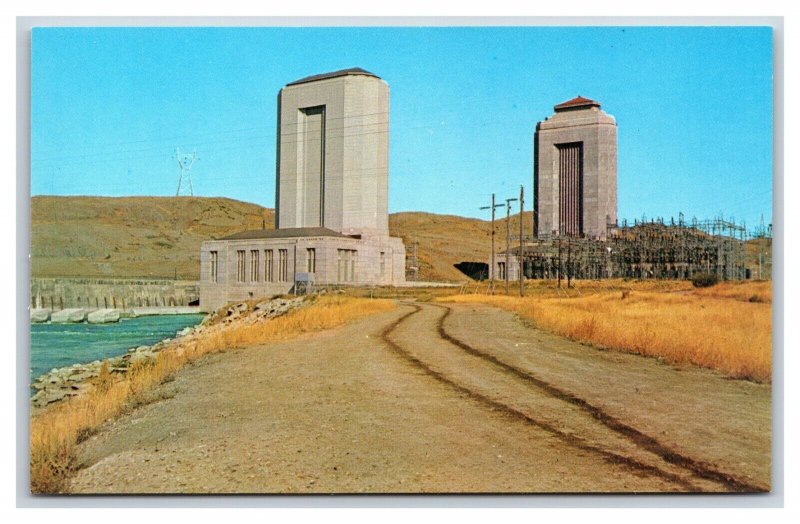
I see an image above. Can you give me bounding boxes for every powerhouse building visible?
[200,68,406,311]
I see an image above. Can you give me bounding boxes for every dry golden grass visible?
[441,281,771,384]
[464,278,694,299]
[30,296,395,493]
[691,280,772,303]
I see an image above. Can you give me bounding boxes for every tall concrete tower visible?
[534,96,617,240]
[275,67,389,238]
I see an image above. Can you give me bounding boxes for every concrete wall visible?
[200,233,405,312]
[535,104,617,240]
[276,74,389,237]
[30,278,199,311]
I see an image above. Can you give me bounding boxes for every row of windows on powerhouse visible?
[206,248,379,283]
[209,248,294,283]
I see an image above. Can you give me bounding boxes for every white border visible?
[4,3,793,519]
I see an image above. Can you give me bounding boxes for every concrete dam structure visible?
[30,277,200,312]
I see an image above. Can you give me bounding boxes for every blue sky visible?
[31,26,773,229]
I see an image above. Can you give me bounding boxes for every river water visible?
[30,314,205,382]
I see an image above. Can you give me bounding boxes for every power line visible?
[30,89,548,157]
[31,104,555,166]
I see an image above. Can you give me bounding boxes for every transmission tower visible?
[175,148,198,196]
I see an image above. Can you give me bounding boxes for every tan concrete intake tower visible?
[534,96,618,240]
[200,68,406,311]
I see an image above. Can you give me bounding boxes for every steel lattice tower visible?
[175,148,198,196]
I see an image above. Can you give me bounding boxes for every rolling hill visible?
[30,196,515,282]
[31,196,769,283]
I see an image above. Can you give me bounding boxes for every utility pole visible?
[557,238,562,288]
[567,236,572,289]
[480,194,505,293]
[413,237,419,281]
[519,185,524,297]
[505,196,518,295]
[758,252,762,280]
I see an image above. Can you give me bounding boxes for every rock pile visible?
[30,360,106,406]
[201,296,306,327]
[31,296,310,410]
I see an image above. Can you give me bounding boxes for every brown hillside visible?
[389,211,533,281]
[31,196,272,280]
[31,196,505,281]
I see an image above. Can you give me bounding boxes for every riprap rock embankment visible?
[31,296,308,410]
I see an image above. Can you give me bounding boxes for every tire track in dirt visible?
[380,303,701,492]
[431,302,766,493]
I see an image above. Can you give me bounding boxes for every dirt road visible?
[69,301,770,494]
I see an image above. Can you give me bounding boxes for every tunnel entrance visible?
[454,262,489,281]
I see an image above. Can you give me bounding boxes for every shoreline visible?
[30,315,206,409]
[29,297,305,411]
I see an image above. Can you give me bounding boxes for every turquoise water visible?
[30,314,204,382]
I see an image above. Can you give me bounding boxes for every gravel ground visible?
[68,301,770,494]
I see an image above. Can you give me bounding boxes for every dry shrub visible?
[30,379,130,493]
[441,289,771,383]
[691,272,719,288]
[94,361,114,393]
[30,296,394,493]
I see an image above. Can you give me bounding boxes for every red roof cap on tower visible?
[554,96,601,112]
